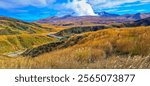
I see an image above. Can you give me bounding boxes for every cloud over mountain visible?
[0,0,149,21]
[89,0,150,10]
[65,0,97,16]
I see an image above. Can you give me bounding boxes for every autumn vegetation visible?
[0,26,150,69]
[0,34,56,54]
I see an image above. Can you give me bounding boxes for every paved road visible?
[47,34,63,39]
[4,50,26,57]
[4,34,63,57]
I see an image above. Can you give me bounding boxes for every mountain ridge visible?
[125,17,150,26]
[36,12,150,26]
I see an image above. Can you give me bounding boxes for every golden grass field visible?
[40,24,71,32]
[0,34,56,54]
[0,26,150,69]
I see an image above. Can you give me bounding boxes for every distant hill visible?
[54,25,111,36]
[0,16,51,35]
[125,17,150,27]
[36,12,150,26]
[36,16,131,26]
[134,17,150,26]
[120,13,150,20]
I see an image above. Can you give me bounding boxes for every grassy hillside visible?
[0,16,57,54]
[40,24,69,32]
[0,34,56,54]
[0,26,150,68]
[67,26,150,56]
[54,25,111,36]
[0,16,52,35]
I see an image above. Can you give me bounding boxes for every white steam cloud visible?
[67,0,97,16]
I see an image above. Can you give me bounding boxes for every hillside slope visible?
[1,26,150,69]
[124,17,150,27]
[22,26,150,57]
[54,25,111,36]
[0,34,56,54]
[131,17,150,26]
[0,26,150,68]
[121,13,150,20]
[0,16,51,35]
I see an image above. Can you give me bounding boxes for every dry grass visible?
[0,34,56,54]
[0,47,150,69]
[0,26,150,69]
[40,24,71,32]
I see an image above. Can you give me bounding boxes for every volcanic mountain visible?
[36,12,150,26]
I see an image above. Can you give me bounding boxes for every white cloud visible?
[65,0,97,16]
[0,0,149,16]
[0,0,56,9]
[55,0,150,16]
[0,1,15,9]
[88,0,150,10]
[141,0,150,3]
[19,0,57,7]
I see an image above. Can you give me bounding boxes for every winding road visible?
[4,34,63,57]
[3,50,26,57]
[47,34,63,39]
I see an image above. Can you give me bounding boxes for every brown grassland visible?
[0,26,150,69]
[40,24,71,33]
[0,34,56,54]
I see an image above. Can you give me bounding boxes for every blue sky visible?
[0,0,150,21]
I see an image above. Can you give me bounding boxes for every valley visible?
[0,17,58,55]
[0,26,150,69]
[0,14,150,69]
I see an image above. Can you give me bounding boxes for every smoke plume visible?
[67,0,97,16]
